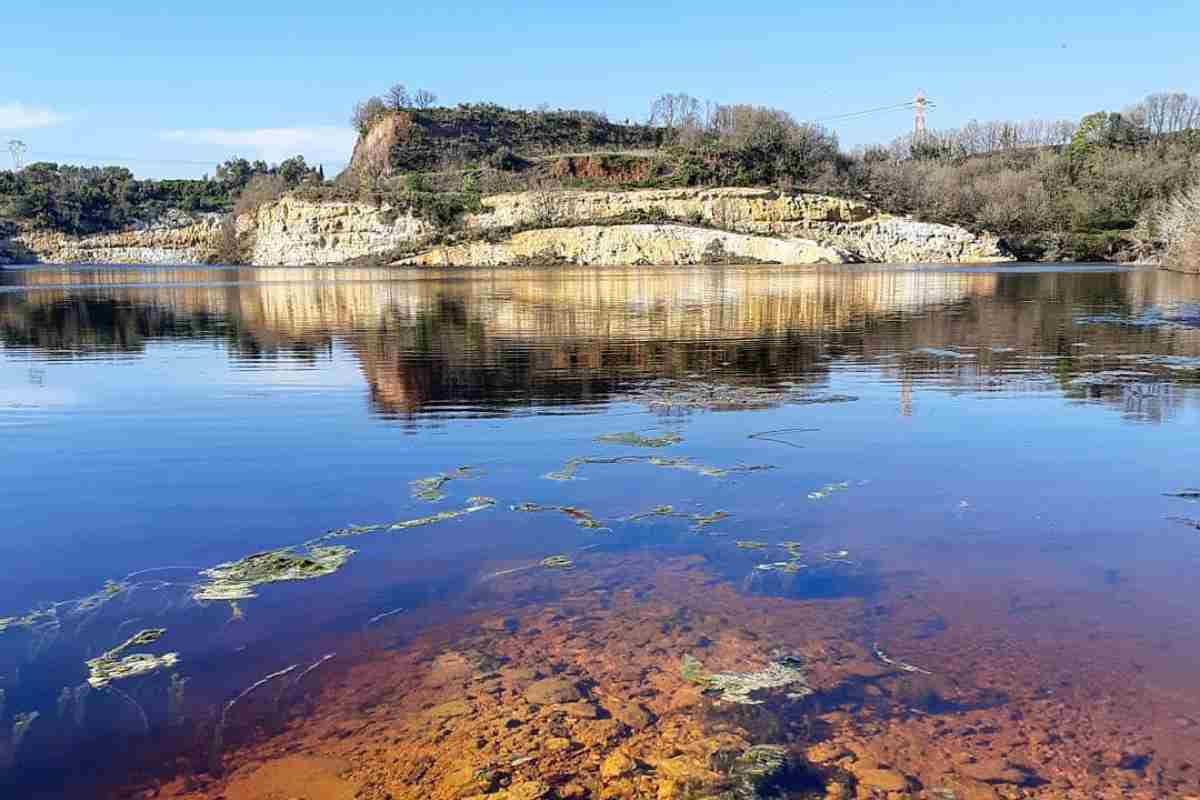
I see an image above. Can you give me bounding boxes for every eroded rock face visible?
[464,187,879,230]
[6,188,1011,267]
[397,225,851,267]
[247,196,436,266]
[8,213,226,266]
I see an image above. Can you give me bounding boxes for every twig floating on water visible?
[748,428,820,449]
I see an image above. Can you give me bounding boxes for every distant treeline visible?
[0,156,322,235]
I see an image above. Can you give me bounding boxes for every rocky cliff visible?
[399,224,849,266]
[2,213,227,266]
[3,187,1012,267]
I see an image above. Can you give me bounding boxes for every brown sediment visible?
[142,551,1200,800]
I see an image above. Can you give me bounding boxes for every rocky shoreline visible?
[1,188,1012,268]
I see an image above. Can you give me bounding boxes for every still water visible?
[1,264,1199,799]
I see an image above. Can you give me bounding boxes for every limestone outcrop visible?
[6,213,225,266]
[398,225,850,267]
[4,187,1012,267]
[246,196,436,266]
[462,187,878,230]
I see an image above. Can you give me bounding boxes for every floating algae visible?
[1,579,130,635]
[873,643,932,675]
[86,628,180,689]
[622,505,730,530]
[511,502,609,530]
[483,554,577,581]
[595,431,683,448]
[643,456,774,479]
[638,380,858,414]
[807,479,869,500]
[545,455,771,482]
[193,544,354,602]
[754,561,808,573]
[325,496,496,537]
[544,456,643,481]
[679,653,811,705]
[409,466,481,502]
[736,541,770,550]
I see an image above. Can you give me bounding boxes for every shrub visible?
[233,174,287,217]
[1156,173,1200,269]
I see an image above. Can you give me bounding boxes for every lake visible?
[2,263,1199,799]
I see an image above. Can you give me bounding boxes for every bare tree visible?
[412,89,438,109]
[1126,92,1200,141]
[385,84,410,111]
[649,92,702,137]
[7,139,27,170]
[351,97,388,134]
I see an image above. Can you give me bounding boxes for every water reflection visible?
[3,265,1198,420]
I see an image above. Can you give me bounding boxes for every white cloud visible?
[160,126,356,165]
[0,102,70,130]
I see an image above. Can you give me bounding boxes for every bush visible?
[1156,173,1200,269]
[233,174,287,217]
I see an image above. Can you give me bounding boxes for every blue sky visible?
[2,1,1197,178]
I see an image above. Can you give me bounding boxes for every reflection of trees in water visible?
[2,267,1198,418]
[350,297,831,416]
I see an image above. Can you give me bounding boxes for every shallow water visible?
[2,263,1199,799]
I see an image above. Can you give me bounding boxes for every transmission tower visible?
[912,92,929,141]
[7,140,27,170]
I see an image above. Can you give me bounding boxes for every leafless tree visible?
[412,89,438,109]
[649,93,702,136]
[1127,92,1200,140]
[385,84,410,111]
[351,97,388,134]
[7,139,27,170]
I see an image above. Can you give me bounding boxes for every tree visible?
[7,140,27,170]
[412,89,438,109]
[385,83,410,111]
[649,93,702,136]
[351,97,388,134]
[1126,92,1200,141]
[276,155,313,186]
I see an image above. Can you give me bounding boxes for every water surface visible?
[2,264,1199,798]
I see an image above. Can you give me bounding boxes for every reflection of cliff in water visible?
[3,266,1198,417]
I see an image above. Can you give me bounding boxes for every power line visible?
[807,102,916,123]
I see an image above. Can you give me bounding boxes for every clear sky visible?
[2,1,1197,178]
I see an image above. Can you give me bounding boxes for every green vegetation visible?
[0,156,322,236]
[3,87,1197,266]
[828,95,1200,260]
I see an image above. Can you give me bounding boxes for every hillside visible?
[348,105,663,176]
